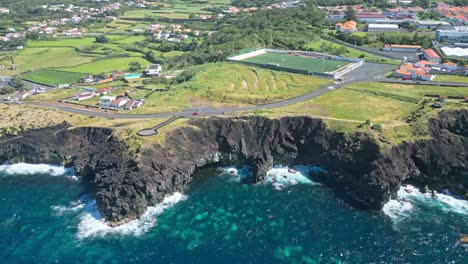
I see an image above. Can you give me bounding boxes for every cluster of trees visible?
[166,6,324,68]
[0,37,27,50]
[0,77,26,95]
[311,42,348,56]
[232,0,278,8]
[95,35,110,43]
[334,31,433,48]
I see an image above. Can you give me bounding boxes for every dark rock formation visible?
[0,111,466,226]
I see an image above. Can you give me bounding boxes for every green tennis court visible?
[240,52,349,73]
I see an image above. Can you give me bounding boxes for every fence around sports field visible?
[227,48,364,79]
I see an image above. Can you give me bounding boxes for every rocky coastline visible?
[0,110,466,226]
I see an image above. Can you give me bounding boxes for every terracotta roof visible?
[423,49,441,59]
[111,98,126,105]
[388,44,422,49]
[416,60,437,66]
[443,62,458,66]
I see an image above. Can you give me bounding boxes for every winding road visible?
[9,63,468,120]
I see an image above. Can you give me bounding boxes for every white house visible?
[99,96,116,108]
[110,98,128,109]
[145,64,162,76]
[75,91,95,101]
[123,99,144,110]
[82,75,94,83]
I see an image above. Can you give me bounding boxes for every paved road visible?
[21,63,396,119]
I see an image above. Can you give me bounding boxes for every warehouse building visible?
[440,46,468,58]
[436,26,468,44]
[356,14,387,23]
[422,49,442,62]
[382,44,422,52]
[416,20,451,29]
[366,24,399,32]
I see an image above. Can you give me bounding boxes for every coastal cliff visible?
[0,111,466,225]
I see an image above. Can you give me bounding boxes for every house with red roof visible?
[110,98,128,109]
[423,49,442,63]
[335,20,357,33]
[392,62,435,81]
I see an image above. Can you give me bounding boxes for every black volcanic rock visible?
[0,111,466,225]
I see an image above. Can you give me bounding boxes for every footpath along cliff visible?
[0,110,466,226]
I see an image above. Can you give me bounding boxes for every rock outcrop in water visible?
[0,111,466,225]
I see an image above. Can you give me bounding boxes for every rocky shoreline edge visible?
[0,110,466,226]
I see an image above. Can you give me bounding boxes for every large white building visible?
[366,24,399,32]
[440,46,468,58]
[436,26,468,44]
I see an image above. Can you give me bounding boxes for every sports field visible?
[21,69,84,86]
[240,52,350,73]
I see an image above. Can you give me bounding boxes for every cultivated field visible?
[58,57,151,74]
[241,52,350,73]
[0,48,101,75]
[21,70,84,86]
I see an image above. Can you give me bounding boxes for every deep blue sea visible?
[0,163,467,264]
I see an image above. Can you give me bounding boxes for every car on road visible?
[192,111,199,116]
[334,78,342,82]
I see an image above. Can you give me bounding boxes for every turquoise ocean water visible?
[0,163,467,263]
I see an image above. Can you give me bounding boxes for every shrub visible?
[371,124,382,132]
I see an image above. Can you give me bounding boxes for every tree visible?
[9,77,24,91]
[95,35,109,43]
[128,61,141,72]
[0,85,14,95]
[345,6,356,21]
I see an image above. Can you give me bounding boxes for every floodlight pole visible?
[322,57,325,73]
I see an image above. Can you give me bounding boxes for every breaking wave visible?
[383,185,468,221]
[222,165,324,190]
[264,165,323,190]
[70,192,187,239]
[0,163,79,181]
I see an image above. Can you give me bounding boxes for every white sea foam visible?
[0,163,79,180]
[222,166,252,181]
[51,195,91,216]
[383,185,468,221]
[75,192,187,239]
[264,165,322,190]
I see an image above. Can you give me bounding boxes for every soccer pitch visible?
[240,52,350,73]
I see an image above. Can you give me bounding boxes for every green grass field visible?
[58,57,151,74]
[27,38,96,48]
[24,87,81,102]
[240,52,350,73]
[0,48,101,76]
[21,70,84,86]
[265,82,468,124]
[433,75,468,83]
[129,62,333,114]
